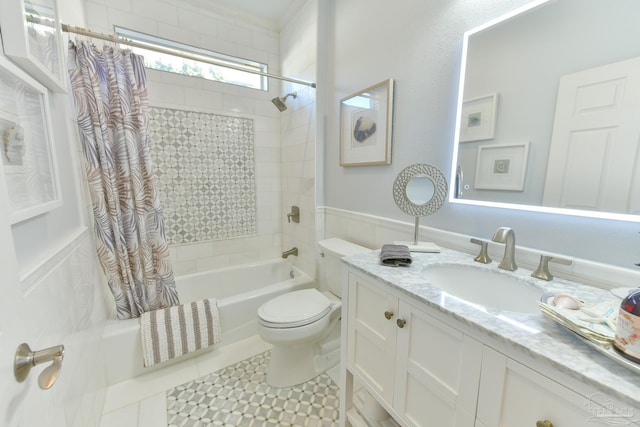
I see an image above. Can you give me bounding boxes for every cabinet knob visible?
[397,319,407,328]
[384,311,394,320]
[536,421,553,427]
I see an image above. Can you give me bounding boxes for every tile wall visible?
[279,1,318,277]
[150,106,257,245]
[17,230,108,426]
[84,0,287,276]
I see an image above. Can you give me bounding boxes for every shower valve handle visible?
[287,206,300,223]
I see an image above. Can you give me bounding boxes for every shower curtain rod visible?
[58,23,317,88]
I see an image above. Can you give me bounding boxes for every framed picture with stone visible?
[459,93,498,142]
[0,112,26,174]
[340,79,394,166]
[0,55,62,224]
[474,142,529,191]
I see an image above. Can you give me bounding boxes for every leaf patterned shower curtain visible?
[67,41,179,319]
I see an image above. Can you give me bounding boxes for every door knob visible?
[536,421,553,427]
[14,343,65,390]
[384,311,394,320]
[397,319,407,328]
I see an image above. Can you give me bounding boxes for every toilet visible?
[257,238,370,387]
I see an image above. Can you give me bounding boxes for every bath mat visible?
[140,298,221,367]
[166,351,339,426]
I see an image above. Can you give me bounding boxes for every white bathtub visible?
[101,259,314,385]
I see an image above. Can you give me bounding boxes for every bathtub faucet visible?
[282,247,298,258]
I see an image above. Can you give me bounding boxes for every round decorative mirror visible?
[393,163,448,251]
[405,176,435,206]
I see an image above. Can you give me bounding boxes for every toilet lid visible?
[258,289,332,327]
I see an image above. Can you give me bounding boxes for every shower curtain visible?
[67,41,179,319]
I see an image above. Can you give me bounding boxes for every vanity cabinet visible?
[343,268,640,427]
[345,271,482,426]
[476,347,637,427]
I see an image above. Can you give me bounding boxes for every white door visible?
[0,165,38,425]
[542,56,640,213]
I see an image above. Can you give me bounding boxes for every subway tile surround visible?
[149,107,257,244]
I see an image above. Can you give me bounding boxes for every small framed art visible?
[474,142,529,191]
[0,56,62,224]
[459,93,498,142]
[340,79,394,166]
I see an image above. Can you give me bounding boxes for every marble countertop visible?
[343,247,640,410]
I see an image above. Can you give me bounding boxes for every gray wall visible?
[324,0,640,269]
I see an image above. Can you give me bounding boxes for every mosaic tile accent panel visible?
[167,351,339,426]
[149,107,257,244]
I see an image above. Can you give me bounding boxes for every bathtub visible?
[101,259,314,385]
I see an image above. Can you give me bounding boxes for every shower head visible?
[271,92,297,112]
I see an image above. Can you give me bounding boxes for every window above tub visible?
[115,27,269,91]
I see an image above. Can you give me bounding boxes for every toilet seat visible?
[258,289,332,328]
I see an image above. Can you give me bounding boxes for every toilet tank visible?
[318,238,370,297]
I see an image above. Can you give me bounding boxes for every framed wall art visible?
[474,142,529,191]
[0,0,67,92]
[340,79,394,166]
[459,93,498,142]
[0,55,62,224]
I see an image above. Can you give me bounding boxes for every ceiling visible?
[180,0,306,31]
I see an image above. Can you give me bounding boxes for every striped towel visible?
[140,298,221,367]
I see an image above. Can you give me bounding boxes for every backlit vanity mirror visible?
[393,163,447,251]
[450,0,640,221]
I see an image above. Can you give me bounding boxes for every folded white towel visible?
[538,297,617,347]
[140,298,221,367]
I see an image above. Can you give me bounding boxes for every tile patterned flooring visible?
[99,336,340,427]
[167,351,339,426]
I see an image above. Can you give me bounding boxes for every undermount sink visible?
[422,264,544,314]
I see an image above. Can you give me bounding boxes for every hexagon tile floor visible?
[166,351,339,426]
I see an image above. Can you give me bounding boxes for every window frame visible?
[114,26,269,91]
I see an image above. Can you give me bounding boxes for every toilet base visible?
[266,338,340,388]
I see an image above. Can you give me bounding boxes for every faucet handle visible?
[470,238,492,264]
[287,206,300,223]
[531,255,572,281]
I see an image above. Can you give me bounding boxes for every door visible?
[543,56,640,213]
[0,159,38,425]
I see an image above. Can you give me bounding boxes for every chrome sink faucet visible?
[491,227,517,271]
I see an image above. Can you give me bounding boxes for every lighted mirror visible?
[450,0,640,222]
[393,163,447,251]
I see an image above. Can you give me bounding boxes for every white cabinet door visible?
[346,272,482,427]
[394,300,481,427]
[477,347,638,427]
[347,272,398,404]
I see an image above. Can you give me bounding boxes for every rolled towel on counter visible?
[380,244,412,266]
